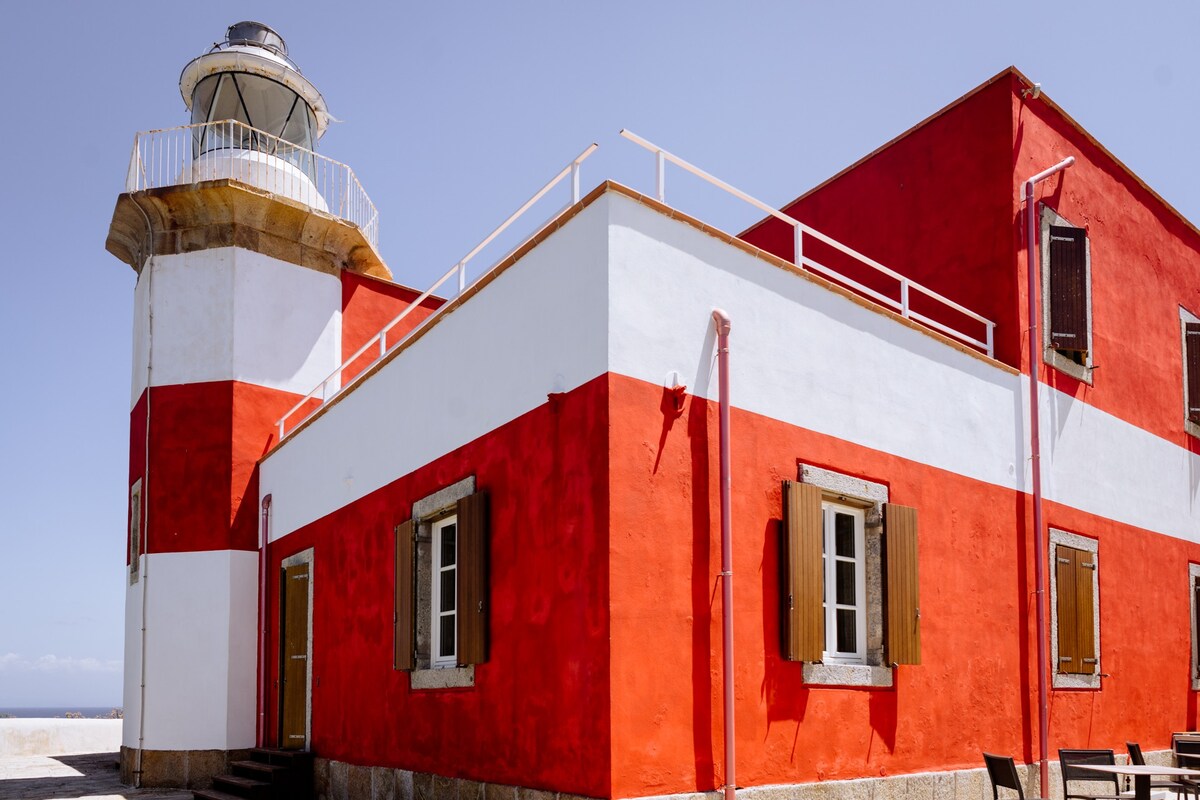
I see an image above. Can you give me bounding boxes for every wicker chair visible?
[984,753,1048,800]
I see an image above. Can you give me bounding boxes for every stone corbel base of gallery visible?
[313,750,1175,800]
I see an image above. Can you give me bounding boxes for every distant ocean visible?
[0,707,122,719]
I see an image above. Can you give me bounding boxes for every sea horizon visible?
[0,706,122,719]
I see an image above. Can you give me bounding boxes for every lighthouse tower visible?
[105,22,388,788]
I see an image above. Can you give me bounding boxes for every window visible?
[780,465,920,686]
[1191,564,1200,691]
[1181,308,1200,438]
[821,503,866,663]
[1050,530,1100,689]
[395,476,489,689]
[1040,206,1093,382]
[129,479,142,585]
[431,516,458,668]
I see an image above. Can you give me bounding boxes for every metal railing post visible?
[900,280,910,318]
[571,161,581,204]
[656,150,666,202]
[793,224,803,266]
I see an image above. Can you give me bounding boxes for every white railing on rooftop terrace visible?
[125,119,380,248]
[275,142,600,441]
[620,130,997,359]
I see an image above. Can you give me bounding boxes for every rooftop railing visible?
[275,142,599,441]
[125,119,380,248]
[620,130,996,359]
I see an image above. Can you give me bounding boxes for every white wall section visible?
[121,550,257,751]
[260,187,1200,548]
[131,247,340,405]
[605,193,1028,494]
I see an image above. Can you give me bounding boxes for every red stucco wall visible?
[740,75,1019,366]
[138,381,304,554]
[605,372,1200,796]
[265,376,612,797]
[1011,83,1200,446]
[341,272,443,384]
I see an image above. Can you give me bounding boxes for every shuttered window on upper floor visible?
[1048,225,1090,355]
[1186,322,1200,425]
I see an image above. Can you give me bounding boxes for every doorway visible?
[279,550,312,750]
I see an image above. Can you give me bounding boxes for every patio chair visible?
[984,752,1048,800]
[1127,741,1198,798]
[1059,749,1125,800]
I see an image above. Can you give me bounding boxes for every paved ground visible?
[0,752,191,800]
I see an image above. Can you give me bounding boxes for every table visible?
[1075,763,1200,800]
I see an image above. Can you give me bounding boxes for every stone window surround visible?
[129,478,143,586]
[1181,306,1200,440]
[1040,204,1094,384]
[410,476,476,690]
[1049,529,1101,690]
[1191,563,1200,692]
[797,463,893,689]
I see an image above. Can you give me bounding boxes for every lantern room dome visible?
[179,21,330,141]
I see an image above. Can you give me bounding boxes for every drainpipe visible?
[711,309,735,800]
[1023,156,1074,795]
[257,494,272,747]
[130,195,155,789]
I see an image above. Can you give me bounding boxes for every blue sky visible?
[1,1,1197,707]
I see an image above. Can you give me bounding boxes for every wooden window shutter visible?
[394,520,415,671]
[1186,323,1200,423]
[780,481,823,662]
[1048,225,1089,353]
[1056,545,1084,673]
[1054,545,1098,675]
[456,491,489,666]
[1074,550,1097,674]
[883,504,921,665]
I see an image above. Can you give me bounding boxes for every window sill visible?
[410,665,474,690]
[802,662,893,688]
[1045,348,1093,384]
[1052,671,1100,690]
[1186,419,1200,441]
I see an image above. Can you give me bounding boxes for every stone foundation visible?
[118,745,252,789]
[312,750,1175,800]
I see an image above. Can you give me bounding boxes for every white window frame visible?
[430,515,458,669]
[821,501,867,665]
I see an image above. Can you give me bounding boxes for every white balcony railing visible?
[620,130,997,359]
[275,142,599,441]
[125,119,379,248]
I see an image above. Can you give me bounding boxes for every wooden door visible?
[280,563,310,750]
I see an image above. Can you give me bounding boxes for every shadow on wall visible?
[688,391,717,791]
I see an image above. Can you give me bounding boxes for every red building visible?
[105,25,1200,800]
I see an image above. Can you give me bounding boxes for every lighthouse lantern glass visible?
[191,73,318,176]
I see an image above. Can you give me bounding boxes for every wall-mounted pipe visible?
[130,195,156,789]
[1023,155,1074,794]
[257,494,272,747]
[711,308,735,800]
